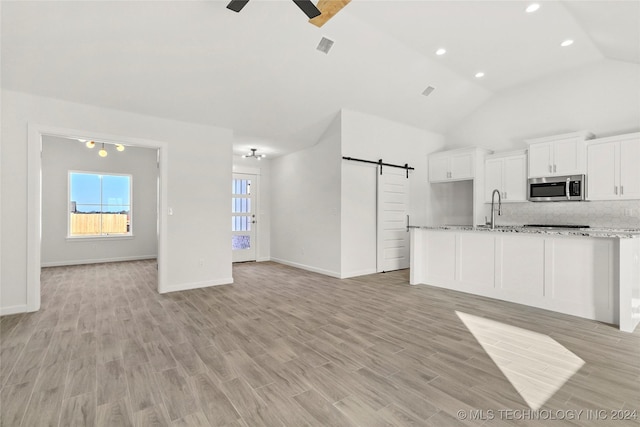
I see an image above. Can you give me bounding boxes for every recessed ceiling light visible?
[560,39,574,47]
[525,3,540,13]
[475,72,485,78]
[435,48,447,56]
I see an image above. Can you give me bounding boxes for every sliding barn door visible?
[376,166,410,272]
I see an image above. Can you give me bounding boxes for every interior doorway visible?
[376,165,410,272]
[27,124,169,312]
[232,173,258,263]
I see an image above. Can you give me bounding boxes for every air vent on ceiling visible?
[422,86,436,97]
[317,37,335,54]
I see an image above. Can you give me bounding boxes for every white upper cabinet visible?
[503,154,528,202]
[429,147,490,183]
[428,155,451,182]
[485,158,503,201]
[484,151,527,202]
[527,131,594,178]
[587,133,640,200]
[450,151,474,180]
[587,142,617,200]
[528,143,553,178]
[619,138,640,199]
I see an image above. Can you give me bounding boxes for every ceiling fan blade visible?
[227,0,250,13]
[309,0,351,27]
[292,0,322,19]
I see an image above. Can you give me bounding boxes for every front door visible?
[232,173,257,262]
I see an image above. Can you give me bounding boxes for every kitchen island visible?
[409,225,640,332]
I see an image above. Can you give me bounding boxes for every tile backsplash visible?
[488,200,640,229]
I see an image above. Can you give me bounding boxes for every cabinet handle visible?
[548,165,552,173]
[615,186,618,195]
[621,186,624,195]
[553,164,557,173]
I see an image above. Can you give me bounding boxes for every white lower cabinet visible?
[458,233,495,290]
[424,231,456,282]
[413,229,616,324]
[498,235,544,298]
[544,238,613,321]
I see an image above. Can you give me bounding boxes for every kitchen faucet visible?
[490,189,502,230]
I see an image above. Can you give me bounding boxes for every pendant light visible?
[98,143,108,157]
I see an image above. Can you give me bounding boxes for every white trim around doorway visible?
[27,123,170,312]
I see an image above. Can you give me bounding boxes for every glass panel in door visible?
[232,174,257,262]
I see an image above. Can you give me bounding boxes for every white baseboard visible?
[162,277,234,294]
[41,255,157,267]
[257,257,271,262]
[1,304,28,316]
[270,258,341,278]
[340,268,377,279]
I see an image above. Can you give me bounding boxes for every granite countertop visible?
[409,225,640,239]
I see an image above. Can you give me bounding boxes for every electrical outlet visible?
[624,208,635,217]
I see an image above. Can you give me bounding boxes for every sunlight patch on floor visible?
[456,311,585,410]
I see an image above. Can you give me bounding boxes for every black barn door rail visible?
[342,156,414,178]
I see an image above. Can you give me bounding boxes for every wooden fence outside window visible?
[70,213,129,235]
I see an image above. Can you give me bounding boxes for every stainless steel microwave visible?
[528,175,586,202]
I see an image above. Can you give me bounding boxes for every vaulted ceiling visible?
[2,1,638,157]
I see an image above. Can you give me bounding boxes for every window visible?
[69,172,132,237]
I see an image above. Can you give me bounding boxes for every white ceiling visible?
[2,1,639,157]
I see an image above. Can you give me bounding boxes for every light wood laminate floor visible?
[1,260,639,426]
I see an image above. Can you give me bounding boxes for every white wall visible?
[0,0,3,312]
[447,59,640,151]
[1,89,233,314]
[41,136,158,266]
[340,109,445,277]
[270,113,342,277]
[233,155,271,262]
